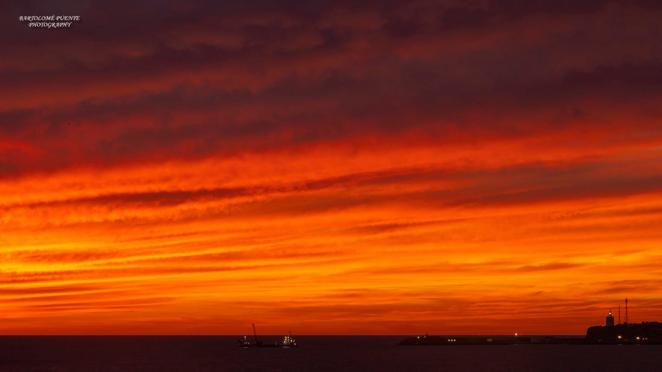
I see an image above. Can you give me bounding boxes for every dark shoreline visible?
[398,335,628,345]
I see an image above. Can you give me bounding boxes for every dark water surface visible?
[1,336,661,371]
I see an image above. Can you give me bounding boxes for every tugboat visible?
[238,324,298,348]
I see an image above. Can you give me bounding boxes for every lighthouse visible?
[605,310,614,328]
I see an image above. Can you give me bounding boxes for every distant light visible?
[617,335,622,339]
[515,332,518,337]
[636,336,640,340]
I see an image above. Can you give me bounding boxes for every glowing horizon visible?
[1,1,662,335]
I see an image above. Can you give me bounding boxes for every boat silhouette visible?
[238,324,297,348]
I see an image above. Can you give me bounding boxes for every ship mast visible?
[252,323,258,344]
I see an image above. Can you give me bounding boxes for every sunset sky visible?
[1,0,662,335]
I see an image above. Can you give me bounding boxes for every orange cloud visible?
[1,0,662,335]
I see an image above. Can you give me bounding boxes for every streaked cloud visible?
[1,0,661,335]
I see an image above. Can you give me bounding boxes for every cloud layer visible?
[1,0,661,334]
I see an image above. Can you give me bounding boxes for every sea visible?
[1,336,661,371]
